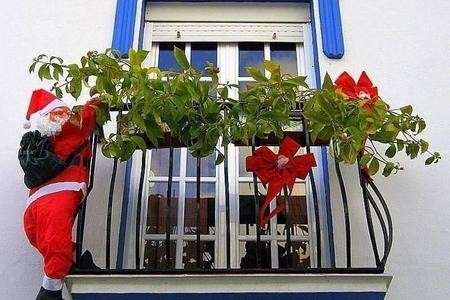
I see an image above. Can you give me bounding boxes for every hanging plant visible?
[28,48,440,176]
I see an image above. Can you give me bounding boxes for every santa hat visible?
[23,89,68,129]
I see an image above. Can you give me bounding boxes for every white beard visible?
[35,115,66,137]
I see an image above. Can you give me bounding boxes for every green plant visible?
[29,48,440,176]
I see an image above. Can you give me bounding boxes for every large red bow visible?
[246,136,316,227]
[335,71,379,108]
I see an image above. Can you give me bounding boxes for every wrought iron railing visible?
[73,113,393,275]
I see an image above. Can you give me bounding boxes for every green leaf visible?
[129,49,149,68]
[396,139,405,151]
[360,153,372,166]
[322,73,334,90]
[29,61,37,74]
[215,152,225,165]
[38,65,52,80]
[130,135,147,151]
[400,105,413,115]
[247,67,266,81]
[419,139,429,153]
[218,87,228,100]
[263,60,280,74]
[382,162,395,177]
[385,144,396,158]
[52,64,64,80]
[425,156,435,165]
[368,158,380,176]
[174,46,190,70]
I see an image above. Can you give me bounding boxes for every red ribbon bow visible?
[246,136,316,227]
[334,71,379,108]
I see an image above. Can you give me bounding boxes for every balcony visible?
[66,116,393,299]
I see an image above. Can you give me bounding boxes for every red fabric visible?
[246,137,316,227]
[26,89,58,120]
[23,190,82,279]
[29,102,97,197]
[334,71,379,108]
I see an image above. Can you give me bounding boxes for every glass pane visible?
[150,148,181,177]
[238,182,269,235]
[143,240,176,269]
[186,152,216,177]
[183,241,215,269]
[184,183,216,235]
[191,42,217,72]
[270,43,298,75]
[239,241,271,269]
[239,43,264,77]
[278,241,310,269]
[238,147,252,177]
[159,42,185,72]
[146,182,179,234]
[276,183,308,236]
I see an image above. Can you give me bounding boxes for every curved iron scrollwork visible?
[74,129,393,274]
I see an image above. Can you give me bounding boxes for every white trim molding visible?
[66,273,392,294]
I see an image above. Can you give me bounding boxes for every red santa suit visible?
[22,90,98,291]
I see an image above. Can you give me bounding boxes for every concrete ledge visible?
[66,273,392,294]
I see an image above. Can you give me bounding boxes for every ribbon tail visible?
[259,181,283,228]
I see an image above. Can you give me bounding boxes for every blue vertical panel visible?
[318,0,344,59]
[112,0,138,56]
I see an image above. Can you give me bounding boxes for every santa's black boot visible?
[36,287,63,300]
[79,250,101,270]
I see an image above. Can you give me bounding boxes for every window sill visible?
[66,273,392,298]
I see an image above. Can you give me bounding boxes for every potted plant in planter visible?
[29,48,440,176]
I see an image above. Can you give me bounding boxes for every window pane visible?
[183,241,215,269]
[150,148,181,177]
[159,42,185,72]
[143,240,176,269]
[239,43,264,77]
[146,182,179,234]
[186,152,216,177]
[191,42,217,71]
[184,183,216,235]
[278,241,310,269]
[270,43,298,75]
[239,182,269,236]
[239,241,271,269]
[276,183,308,236]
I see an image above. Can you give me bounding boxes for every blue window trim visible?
[111,0,138,56]
[114,0,337,268]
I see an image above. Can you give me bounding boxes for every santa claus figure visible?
[21,89,100,300]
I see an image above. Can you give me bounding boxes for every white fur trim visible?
[27,181,87,207]
[23,120,31,129]
[43,275,63,291]
[29,99,68,120]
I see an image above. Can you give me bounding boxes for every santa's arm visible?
[78,98,104,140]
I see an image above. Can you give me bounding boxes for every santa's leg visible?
[33,190,83,300]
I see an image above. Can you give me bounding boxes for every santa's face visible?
[36,107,70,137]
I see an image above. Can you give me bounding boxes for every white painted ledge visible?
[66,273,392,294]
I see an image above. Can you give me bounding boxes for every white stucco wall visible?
[313,0,450,299]
[1,1,449,299]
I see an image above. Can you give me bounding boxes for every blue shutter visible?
[112,0,138,56]
[318,0,344,59]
